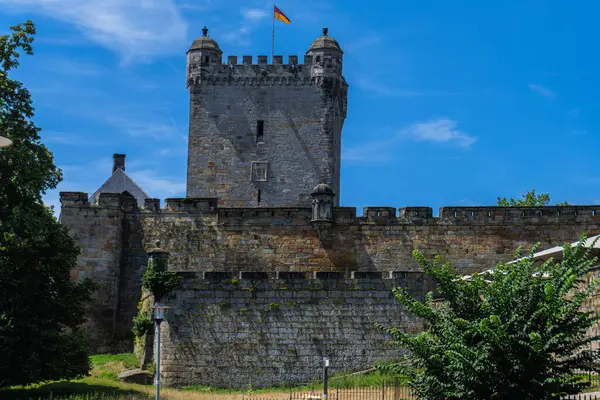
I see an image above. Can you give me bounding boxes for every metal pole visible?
[155,319,161,400]
[271,3,275,62]
[323,361,328,399]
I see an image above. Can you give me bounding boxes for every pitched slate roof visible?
[89,167,150,208]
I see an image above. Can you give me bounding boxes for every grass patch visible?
[0,354,411,400]
[1,380,150,400]
[328,370,410,388]
[89,354,139,380]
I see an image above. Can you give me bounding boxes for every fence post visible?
[393,377,399,400]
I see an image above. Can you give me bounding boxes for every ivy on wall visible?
[141,254,181,302]
[132,251,181,343]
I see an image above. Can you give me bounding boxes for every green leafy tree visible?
[0,21,93,387]
[377,236,600,400]
[497,189,569,206]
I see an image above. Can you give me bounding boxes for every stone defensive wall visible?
[187,55,340,86]
[59,192,600,373]
[158,270,428,388]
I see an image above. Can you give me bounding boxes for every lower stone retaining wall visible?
[157,273,428,388]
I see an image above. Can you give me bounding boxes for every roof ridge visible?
[89,168,150,205]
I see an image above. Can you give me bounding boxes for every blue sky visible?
[1,0,599,214]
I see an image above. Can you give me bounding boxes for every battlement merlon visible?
[186,27,345,88]
[59,194,600,225]
[187,54,333,67]
[60,192,90,207]
[185,55,347,88]
[174,270,428,281]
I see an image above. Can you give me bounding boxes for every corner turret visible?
[187,26,222,86]
[311,183,335,223]
[306,27,343,76]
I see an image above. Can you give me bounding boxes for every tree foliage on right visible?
[497,189,569,207]
[377,236,600,400]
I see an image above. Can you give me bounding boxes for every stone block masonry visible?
[185,30,347,208]
[60,192,600,366]
[59,192,125,353]
[59,28,600,388]
[186,78,346,208]
[157,272,429,388]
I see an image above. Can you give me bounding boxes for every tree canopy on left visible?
[0,21,94,387]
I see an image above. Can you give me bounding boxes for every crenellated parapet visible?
[438,205,600,218]
[178,269,427,281]
[186,26,346,90]
[186,55,346,88]
[60,193,600,226]
[164,198,218,213]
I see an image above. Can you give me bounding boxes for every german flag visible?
[274,5,290,24]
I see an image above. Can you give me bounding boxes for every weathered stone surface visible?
[185,32,346,208]
[60,192,600,387]
[156,275,428,388]
[117,369,152,385]
[59,193,125,353]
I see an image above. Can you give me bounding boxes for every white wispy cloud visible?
[42,131,109,146]
[41,57,110,77]
[221,6,270,46]
[129,169,185,198]
[344,35,383,53]
[221,25,251,46]
[104,115,184,141]
[342,118,475,163]
[356,79,480,98]
[0,0,188,62]
[157,147,187,157]
[401,118,476,148]
[528,83,557,99]
[177,0,212,11]
[341,137,397,163]
[243,8,268,21]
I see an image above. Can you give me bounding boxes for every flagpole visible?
[271,3,275,62]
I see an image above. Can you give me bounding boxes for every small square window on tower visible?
[251,161,268,182]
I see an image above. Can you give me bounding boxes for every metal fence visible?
[245,392,600,400]
[243,375,600,400]
[583,373,600,388]
[243,380,416,400]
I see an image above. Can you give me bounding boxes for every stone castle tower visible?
[185,27,347,207]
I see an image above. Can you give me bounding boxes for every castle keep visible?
[186,27,346,207]
[59,28,600,388]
